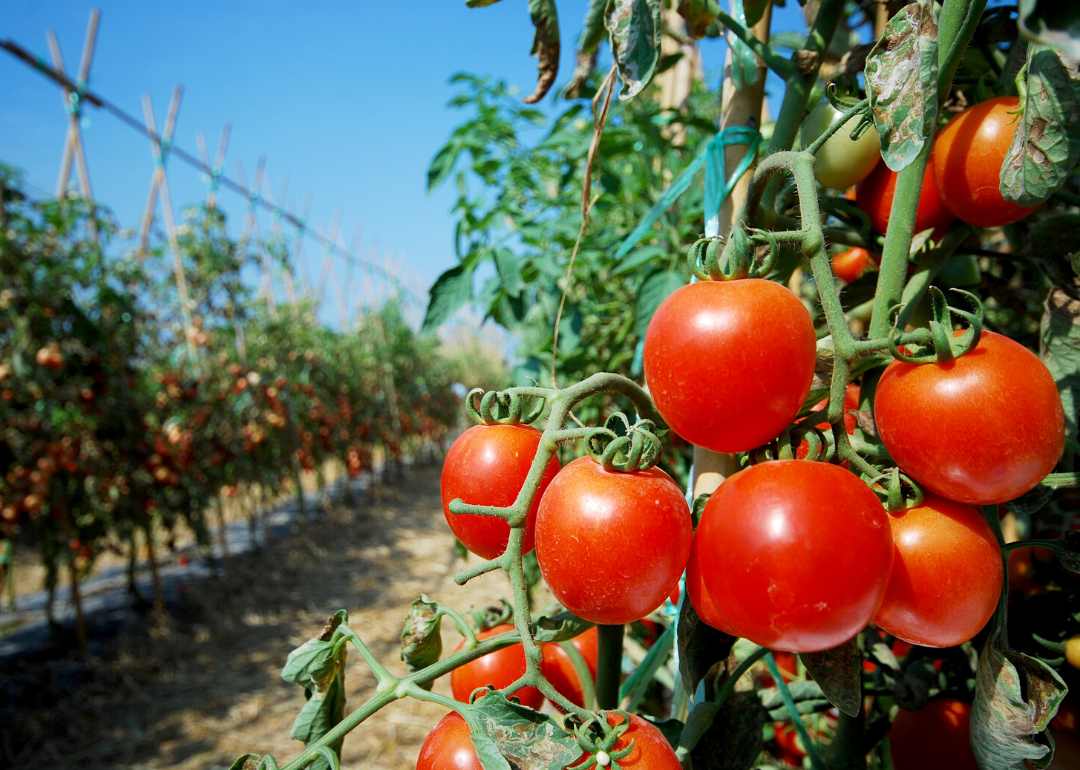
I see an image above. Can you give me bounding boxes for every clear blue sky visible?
[1,1,806,325]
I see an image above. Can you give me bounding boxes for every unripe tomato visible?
[874,492,1002,648]
[932,96,1039,228]
[570,712,681,769]
[535,457,692,625]
[685,529,738,635]
[441,424,560,560]
[450,624,544,709]
[856,157,955,235]
[889,699,977,770]
[831,247,877,284]
[643,279,817,453]
[696,461,893,652]
[875,331,1064,505]
[1066,635,1080,670]
[417,711,482,770]
[540,626,599,709]
[802,100,882,190]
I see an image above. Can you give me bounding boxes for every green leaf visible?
[1042,286,1080,448]
[555,310,583,355]
[281,638,339,691]
[534,611,594,643]
[865,0,940,172]
[429,140,464,192]
[612,244,668,276]
[635,267,685,337]
[606,0,663,101]
[1002,44,1080,207]
[1019,0,1080,63]
[401,597,443,688]
[970,629,1067,769]
[579,0,610,53]
[524,0,561,104]
[799,637,862,717]
[744,0,768,27]
[422,265,474,333]
[677,599,736,696]
[493,247,525,298]
[769,31,807,49]
[465,692,582,770]
[467,0,506,6]
[758,680,831,719]
[690,690,769,770]
[290,674,346,770]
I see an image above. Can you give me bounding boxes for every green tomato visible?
[801,101,882,190]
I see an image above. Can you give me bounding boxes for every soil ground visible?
[0,461,521,769]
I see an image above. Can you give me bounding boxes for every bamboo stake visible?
[289,193,315,296]
[196,123,231,210]
[137,85,183,259]
[47,9,99,201]
[267,175,299,308]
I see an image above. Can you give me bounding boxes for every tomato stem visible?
[595,623,625,710]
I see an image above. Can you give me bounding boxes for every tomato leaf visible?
[281,637,340,692]
[635,266,685,338]
[1042,286,1080,452]
[524,0,561,104]
[1001,44,1080,207]
[578,0,609,54]
[677,600,736,695]
[464,692,582,770]
[799,637,862,717]
[227,755,262,770]
[493,247,525,298]
[467,0,506,6]
[422,264,474,333]
[865,0,940,172]
[1018,0,1080,63]
[690,690,769,770]
[290,674,346,770]
[606,0,663,101]
[428,138,464,192]
[1046,530,1080,572]
[743,0,768,28]
[970,629,1067,770]
[759,680,832,720]
[533,611,594,643]
[400,597,443,687]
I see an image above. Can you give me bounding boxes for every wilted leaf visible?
[1002,44,1080,207]
[227,755,262,770]
[677,600,736,695]
[422,265,473,333]
[691,691,769,770]
[970,629,1066,769]
[534,611,594,643]
[1042,286,1080,446]
[635,267,685,337]
[800,636,862,716]
[524,0,561,104]
[1018,0,1080,63]
[865,0,940,172]
[467,692,582,770]
[282,637,339,691]
[401,597,443,687]
[606,0,663,101]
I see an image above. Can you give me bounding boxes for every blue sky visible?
[1,1,807,326]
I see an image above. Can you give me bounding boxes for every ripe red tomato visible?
[696,460,893,652]
[856,157,955,235]
[889,699,978,770]
[874,492,1002,648]
[932,96,1039,228]
[540,626,599,709]
[417,711,482,770]
[535,457,692,625]
[571,712,681,769]
[441,424,560,560]
[643,279,817,453]
[875,331,1064,505]
[831,247,877,284]
[450,624,545,709]
[686,529,738,635]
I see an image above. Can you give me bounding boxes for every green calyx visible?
[568,710,636,769]
[466,387,546,426]
[868,467,924,512]
[584,413,663,472]
[887,287,984,364]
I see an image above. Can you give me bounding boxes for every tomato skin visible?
[450,624,545,709]
[802,100,882,190]
[539,626,599,709]
[696,461,893,652]
[831,247,876,284]
[535,457,692,625]
[571,712,681,769]
[686,529,738,635]
[643,279,817,453]
[417,712,483,770]
[441,424,560,560]
[856,157,955,235]
[889,699,978,770]
[874,331,1065,505]
[932,96,1039,228]
[874,492,1002,647]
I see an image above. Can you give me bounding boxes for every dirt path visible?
[1,462,521,769]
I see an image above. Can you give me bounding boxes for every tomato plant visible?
[875,330,1065,505]
[441,423,560,560]
[535,456,691,625]
[643,279,817,453]
[889,699,978,770]
[856,156,955,235]
[932,96,1040,228]
[802,99,882,190]
[450,624,545,709]
[417,711,483,770]
[874,492,1003,648]
[695,460,893,652]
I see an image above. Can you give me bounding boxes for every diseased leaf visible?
[281,637,339,691]
[635,267,685,337]
[525,0,561,104]
[1002,44,1080,207]
[606,0,663,100]
[467,692,582,770]
[970,629,1066,770]
[679,0,716,39]
[422,265,473,333]
[291,674,347,770]
[800,636,862,716]
[493,247,525,297]
[1042,286,1080,448]
[677,599,736,695]
[1018,0,1080,63]
[865,0,940,172]
[227,755,262,770]
[401,596,443,688]
[690,691,768,770]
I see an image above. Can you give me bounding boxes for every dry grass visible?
[0,462,519,769]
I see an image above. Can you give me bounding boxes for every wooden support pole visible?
[196,122,231,210]
[137,85,183,259]
[47,9,99,201]
[289,193,315,297]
